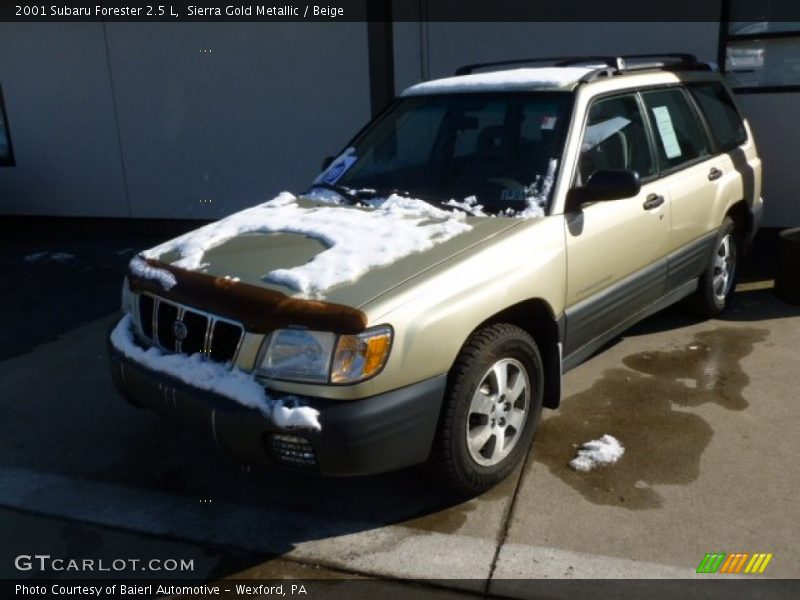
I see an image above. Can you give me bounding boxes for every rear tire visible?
[685,216,739,317]
[430,323,544,496]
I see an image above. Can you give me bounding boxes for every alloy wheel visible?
[466,358,530,466]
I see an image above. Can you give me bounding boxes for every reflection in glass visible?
[725,37,800,88]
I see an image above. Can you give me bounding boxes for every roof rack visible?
[454,54,713,82]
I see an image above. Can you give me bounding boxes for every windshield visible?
[315,92,573,215]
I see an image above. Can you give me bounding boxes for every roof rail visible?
[454,56,619,76]
[454,53,712,81]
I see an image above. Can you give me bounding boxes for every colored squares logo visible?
[697,552,773,574]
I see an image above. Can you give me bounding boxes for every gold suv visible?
[109,54,762,495]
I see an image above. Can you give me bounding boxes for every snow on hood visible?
[402,67,594,96]
[129,255,177,291]
[110,315,321,430]
[138,192,472,298]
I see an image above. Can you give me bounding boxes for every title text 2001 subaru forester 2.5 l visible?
[109,54,762,495]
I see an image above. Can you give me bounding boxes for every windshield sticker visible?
[320,153,357,184]
[652,106,682,159]
[582,116,631,151]
[541,116,557,130]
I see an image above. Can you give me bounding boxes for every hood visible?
[141,195,524,309]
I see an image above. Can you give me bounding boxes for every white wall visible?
[0,24,129,217]
[0,22,371,219]
[105,23,371,219]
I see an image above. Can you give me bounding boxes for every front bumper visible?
[108,337,446,476]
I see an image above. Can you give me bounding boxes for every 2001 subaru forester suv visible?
[109,54,763,495]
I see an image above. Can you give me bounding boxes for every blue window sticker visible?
[321,155,357,184]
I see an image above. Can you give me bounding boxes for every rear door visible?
[639,87,719,291]
[564,92,670,359]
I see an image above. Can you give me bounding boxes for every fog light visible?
[265,434,317,469]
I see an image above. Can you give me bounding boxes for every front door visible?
[564,93,670,358]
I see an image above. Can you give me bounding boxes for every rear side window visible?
[640,88,710,171]
[689,82,747,152]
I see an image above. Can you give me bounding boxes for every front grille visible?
[209,321,242,364]
[156,302,179,348]
[181,310,209,356]
[135,293,243,366]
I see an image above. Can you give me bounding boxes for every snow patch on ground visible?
[129,256,177,291]
[402,67,594,96]
[110,315,321,431]
[142,191,471,297]
[24,251,75,263]
[569,434,625,472]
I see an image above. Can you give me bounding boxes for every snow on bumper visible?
[109,314,321,431]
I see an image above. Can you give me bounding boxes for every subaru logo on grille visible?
[172,320,189,341]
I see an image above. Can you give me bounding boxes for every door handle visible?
[708,167,723,181]
[643,194,665,210]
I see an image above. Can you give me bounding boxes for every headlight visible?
[121,277,134,315]
[258,329,336,383]
[257,325,392,384]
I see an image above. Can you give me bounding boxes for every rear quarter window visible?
[688,82,748,153]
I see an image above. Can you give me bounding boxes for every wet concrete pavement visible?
[494,293,799,584]
[0,222,798,593]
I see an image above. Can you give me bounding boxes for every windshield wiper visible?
[380,188,483,216]
[309,184,480,216]
[308,182,382,205]
[307,182,358,204]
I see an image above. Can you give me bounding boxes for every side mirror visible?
[566,169,641,212]
[321,156,335,171]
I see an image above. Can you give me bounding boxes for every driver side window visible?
[577,94,655,185]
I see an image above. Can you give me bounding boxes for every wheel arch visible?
[725,199,755,255]
[463,298,563,409]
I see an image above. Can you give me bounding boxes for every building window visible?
[721,1,800,92]
[0,84,14,167]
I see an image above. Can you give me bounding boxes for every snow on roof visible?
[110,314,321,430]
[140,192,471,298]
[401,67,595,96]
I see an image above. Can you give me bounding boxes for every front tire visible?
[686,216,739,317]
[430,323,544,496]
